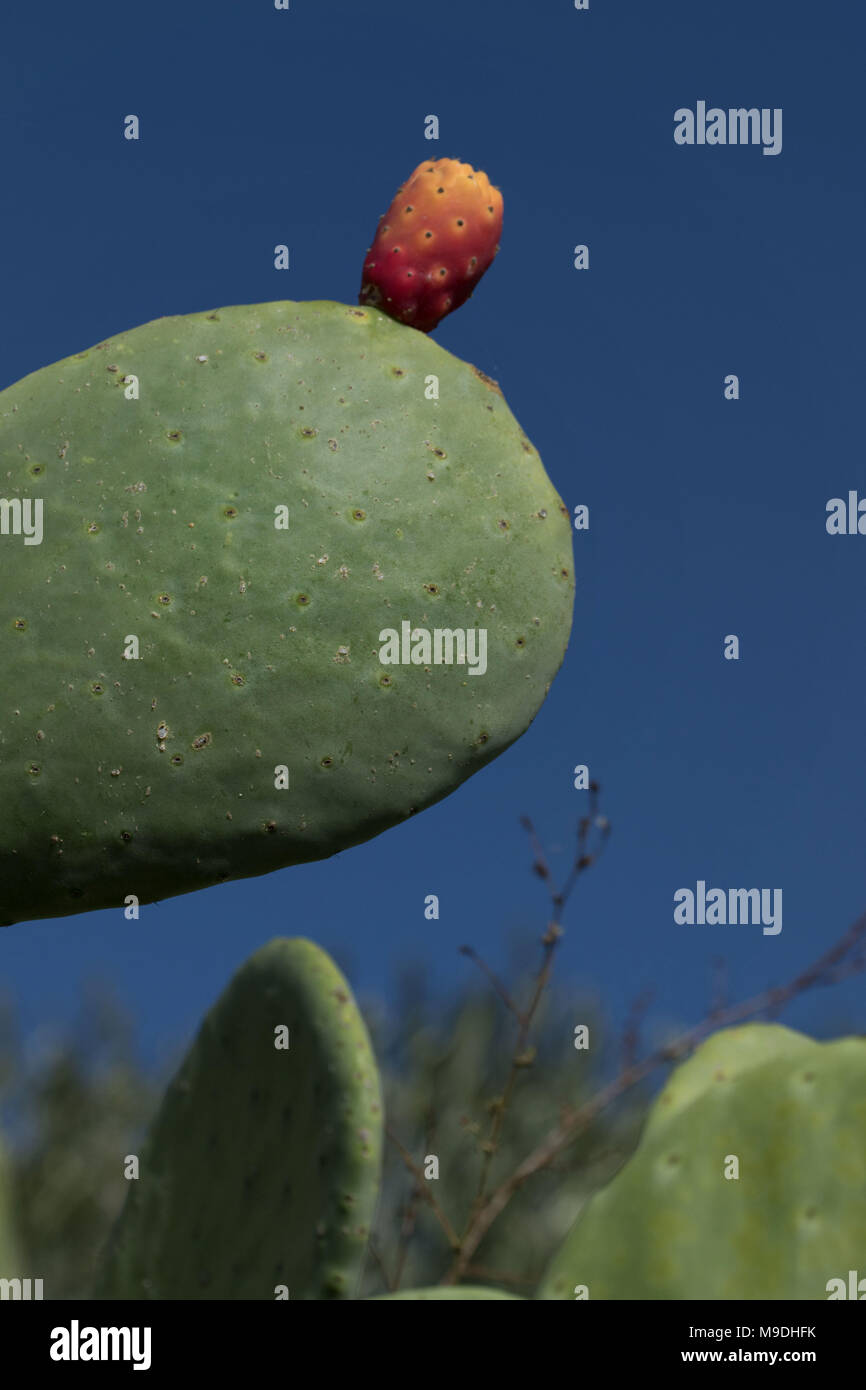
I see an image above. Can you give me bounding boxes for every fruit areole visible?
[0,166,573,927]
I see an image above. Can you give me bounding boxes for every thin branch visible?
[391,1190,420,1291]
[461,801,610,1216]
[520,814,553,884]
[551,787,611,919]
[467,924,560,1211]
[708,956,728,1020]
[458,946,523,1021]
[620,987,654,1072]
[385,1124,461,1251]
[391,1110,436,1290]
[366,1235,395,1293]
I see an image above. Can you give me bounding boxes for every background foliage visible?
[0,955,647,1299]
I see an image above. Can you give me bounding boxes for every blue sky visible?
[1,0,864,1074]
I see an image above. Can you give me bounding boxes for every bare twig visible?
[520,814,552,884]
[467,927,558,1211]
[458,946,522,1021]
[549,784,611,919]
[461,803,611,1217]
[366,1235,395,1293]
[391,1111,436,1290]
[385,1124,461,1251]
[620,987,654,1072]
[708,956,728,1020]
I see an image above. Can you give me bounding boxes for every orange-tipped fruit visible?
[359,157,503,333]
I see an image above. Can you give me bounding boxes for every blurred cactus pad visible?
[95,938,383,1299]
[0,300,573,926]
[539,1024,866,1300]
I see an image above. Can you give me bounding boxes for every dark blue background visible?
[2,0,864,1070]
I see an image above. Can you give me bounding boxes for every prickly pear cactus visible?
[0,300,573,926]
[539,1024,866,1300]
[95,938,383,1300]
[372,1287,523,1300]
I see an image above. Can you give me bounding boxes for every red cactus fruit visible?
[359,157,503,332]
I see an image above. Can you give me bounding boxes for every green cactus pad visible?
[0,301,573,926]
[539,1025,866,1300]
[372,1286,523,1299]
[643,1022,815,1139]
[95,938,382,1299]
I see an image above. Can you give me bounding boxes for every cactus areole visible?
[0,162,573,927]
